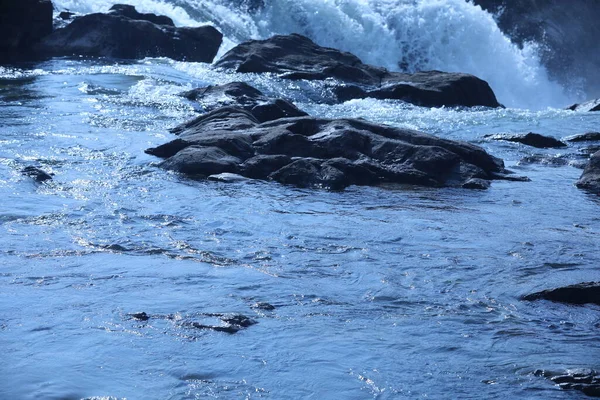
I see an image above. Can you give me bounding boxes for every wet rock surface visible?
[36,6,223,62]
[534,369,600,397]
[215,34,501,108]
[146,101,516,190]
[566,132,600,142]
[522,282,600,305]
[485,132,567,148]
[577,151,600,193]
[181,82,308,123]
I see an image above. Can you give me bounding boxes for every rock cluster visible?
[147,83,514,190]
[215,34,502,108]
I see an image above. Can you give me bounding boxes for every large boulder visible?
[181,82,308,123]
[35,6,222,62]
[576,150,600,193]
[108,4,175,26]
[522,282,600,305]
[215,34,501,108]
[0,0,53,61]
[146,105,517,190]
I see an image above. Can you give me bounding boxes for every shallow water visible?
[0,58,599,399]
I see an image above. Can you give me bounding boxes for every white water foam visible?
[51,0,576,109]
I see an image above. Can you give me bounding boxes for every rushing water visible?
[2,1,600,399]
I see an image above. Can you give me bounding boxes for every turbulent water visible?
[1,1,600,399]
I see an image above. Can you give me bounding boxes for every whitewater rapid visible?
[51,0,577,109]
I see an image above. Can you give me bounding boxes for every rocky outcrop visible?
[534,369,600,397]
[215,34,501,108]
[473,0,600,100]
[36,6,222,62]
[0,0,53,61]
[522,282,600,305]
[485,132,567,148]
[181,82,308,123]
[577,151,600,193]
[146,103,517,190]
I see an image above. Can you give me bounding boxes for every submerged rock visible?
[485,132,567,148]
[0,0,53,61]
[146,105,516,190]
[22,166,53,182]
[534,369,600,397]
[181,82,308,123]
[577,151,600,193]
[36,6,222,62]
[522,282,600,305]
[215,34,501,108]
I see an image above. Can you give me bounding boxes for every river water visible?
[1,1,600,399]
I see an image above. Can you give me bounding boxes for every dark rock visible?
[109,4,175,26]
[129,312,150,321]
[522,282,600,305]
[181,82,307,122]
[567,99,600,112]
[22,166,53,182]
[147,105,515,190]
[485,132,567,148]
[534,368,600,397]
[577,151,600,193]
[36,7,222,62]
[0,0,53,61]
[215,34,501,108]
[565,132,600,142]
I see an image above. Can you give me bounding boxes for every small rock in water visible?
[461,178,490,190]
[485,132,567,148]
[129,312,150,321]
[22,166,53,182]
